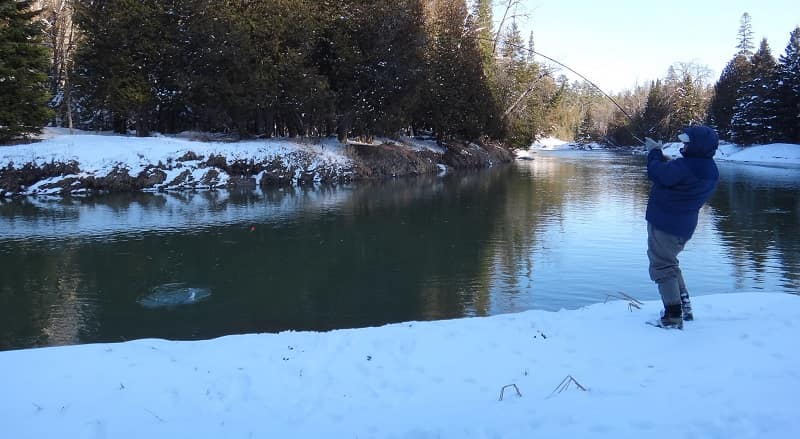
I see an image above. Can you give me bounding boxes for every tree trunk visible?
[65,67,73,134]
[135,107,150,137]
[337,112,352,143]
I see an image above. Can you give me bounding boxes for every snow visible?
[0,128,355,196]
[529,136,572,150]
[520,137,800,167]
[5,132,797,197]
[663,142,800,166]
[1,293,798,438]
[3,130,799,437]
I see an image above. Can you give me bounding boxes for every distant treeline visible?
[566,13,800,146]
[2,3,798,146]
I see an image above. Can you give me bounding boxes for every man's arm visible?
[647,149,687,187]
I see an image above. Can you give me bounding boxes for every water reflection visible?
[711,163,800,291]
[1,153,798,350]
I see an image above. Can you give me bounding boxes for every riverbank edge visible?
[0,137,514,198]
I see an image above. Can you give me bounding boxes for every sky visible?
[506,0,800,93]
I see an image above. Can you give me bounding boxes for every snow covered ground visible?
[3,131,797,197]
[666,142,800,166]
[0,129,355,195]
[0,129,449,196]
[521,137,800,167]
[1,293,798,438]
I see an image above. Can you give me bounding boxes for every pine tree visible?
[349,0,426,138]
[473,0,494,67]
[418,0,499,143]
[312,0,425,141]
[73,0,179,136]
[731,39,779,145]
[736,12,755,56]
[641,80,671,139]
[496,20,546,147]
[527,30,535,63]
[774,27,800,143]
[0,0,54,142]
[671,73,704,133]
[708,54,752,139]
[575,112,597,143]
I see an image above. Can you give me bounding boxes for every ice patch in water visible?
[137,282,211,308]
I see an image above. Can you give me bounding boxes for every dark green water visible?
[1,152,799,350]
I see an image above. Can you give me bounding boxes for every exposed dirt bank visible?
[0,137,513,197]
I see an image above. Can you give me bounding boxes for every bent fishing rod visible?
[479,37,646,146]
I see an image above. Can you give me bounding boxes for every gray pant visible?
[647,223,688,307]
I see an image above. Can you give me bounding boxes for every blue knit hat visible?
[678,125,718,158]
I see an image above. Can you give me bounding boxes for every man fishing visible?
[644,126,720,329]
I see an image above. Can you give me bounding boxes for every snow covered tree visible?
[0,0,54,142]
[774,27,800,143]
[730,39,779,145]
[708,54,752,140]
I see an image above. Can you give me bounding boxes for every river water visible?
[1,151,798,350]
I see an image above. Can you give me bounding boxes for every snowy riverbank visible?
[1,293,797,438]
[0,129,512,197]
[522,137,800,167]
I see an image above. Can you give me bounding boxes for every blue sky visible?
[503,0,799,93]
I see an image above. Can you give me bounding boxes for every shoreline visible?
[0,131,514,198]
[1,292,797,438]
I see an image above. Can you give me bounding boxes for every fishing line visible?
[480,37,645,145]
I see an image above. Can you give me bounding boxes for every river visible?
[1,151,798,350]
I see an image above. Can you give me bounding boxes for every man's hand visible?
[645,137,663,152]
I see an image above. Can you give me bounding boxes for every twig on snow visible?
[605,291,643,311]
[550,375,588,397]
[498,384,522,401]
[145,409,165,423]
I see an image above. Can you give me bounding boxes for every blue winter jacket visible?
[646,126,720,240]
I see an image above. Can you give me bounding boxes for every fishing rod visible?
[479,37,646,146]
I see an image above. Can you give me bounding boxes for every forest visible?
[2,2,799,147]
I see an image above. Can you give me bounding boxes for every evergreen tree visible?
[500,21,525,65]
[527,30,535,63]
[670,73,704,134]
[736,12,755,55]
[731,39,779,145]
[640,80,671,139]
[0,0,54,142]
[575,112,598,143]
[418,0,500,143]
[774,27,800,143]
[73,0,180,136]
[313,0,425,141]
[707,54,752,139]
[349,0,426,138]
[496,21,546,147]
[473,0,494,67]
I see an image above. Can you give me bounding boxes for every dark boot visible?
[659,304,683,329]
